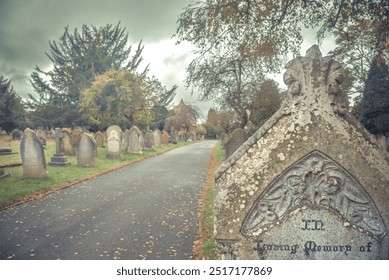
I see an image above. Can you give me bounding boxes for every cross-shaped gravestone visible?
[54,127,63,154]
[48,128,71,166]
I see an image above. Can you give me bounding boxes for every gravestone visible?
[214,45,389,260]
[127,126,142,154]
[20,128,47,178]
[139,131,145,150]
[106,125,123,159]
[220,133,229,149]
[124,129,131,151]
[76,133,97,167]
[170,128,177,144]
[161,131,169,145]
[224,128,248,159]
[72,129,83,148]
[153,130,161,148]
[49,128,71,167]
[144,130,154,150]
[95,131,104,148]
[60,128,75,155]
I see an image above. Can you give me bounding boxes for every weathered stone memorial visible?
[49,128,71,167]
[76,133,97,167]
[123,129,131,151]
[20,128,47,178]
[36,130,47,147]
[161,131,169,145]
[72,128,83,148]
[153,129,161,148]
[214,45,389,260]
[60,128,75,155]
[106,125,123,159]
[94,131,104,148]
[139,131,145,150]
[224,128,248,159]
[144,130,154,150]
[127,126,142,154]
[170,127,177,144]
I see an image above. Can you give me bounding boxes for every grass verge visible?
[0,140,194,210]
[193,141,224,260]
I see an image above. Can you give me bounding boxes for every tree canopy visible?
[359,57,389,135]
[80,70,176,131]
[0,76,27,132]
[28,22,146,127]
[176,0,388,124]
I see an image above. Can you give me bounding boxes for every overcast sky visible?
[0,0,335,119]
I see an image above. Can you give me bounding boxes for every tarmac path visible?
[0,140,217,260]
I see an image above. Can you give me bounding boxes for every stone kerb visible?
[76,133,97,167]
[127,126,142,154]
[20,128,47,178]
[106,125,123,159]
[214,45,389,260]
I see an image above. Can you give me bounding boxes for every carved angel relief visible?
[241,151,386,240]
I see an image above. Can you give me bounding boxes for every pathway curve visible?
[0,140,217,260]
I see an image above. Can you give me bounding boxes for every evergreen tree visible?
[28,22,146,127]
[359,57,389,134]
[0,76,27,132]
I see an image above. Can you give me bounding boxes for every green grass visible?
[0,140,193,209]
[195,141,225,259]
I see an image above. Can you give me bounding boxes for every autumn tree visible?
[0,76,27,131]
[164,99,199,140]
[80,70,175,131]
[176,0,388,119]
[28,22,145,127]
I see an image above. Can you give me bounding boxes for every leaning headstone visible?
[76,133,97,167]
[144,130,154,150]
[106,125,123,159]
[153,130,161,148]
[94,131,104,148]
[127,126,142,154]
[224,128,248,159]
[49,128,71,167]
[20,128,47,178]
[161,131,169,145]
[61,128,75,155]
[36,130,47,147]
[214,45,389,260]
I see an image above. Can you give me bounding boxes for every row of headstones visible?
[18,125,178,179]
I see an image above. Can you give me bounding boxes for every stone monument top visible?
[214,45,389,260]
